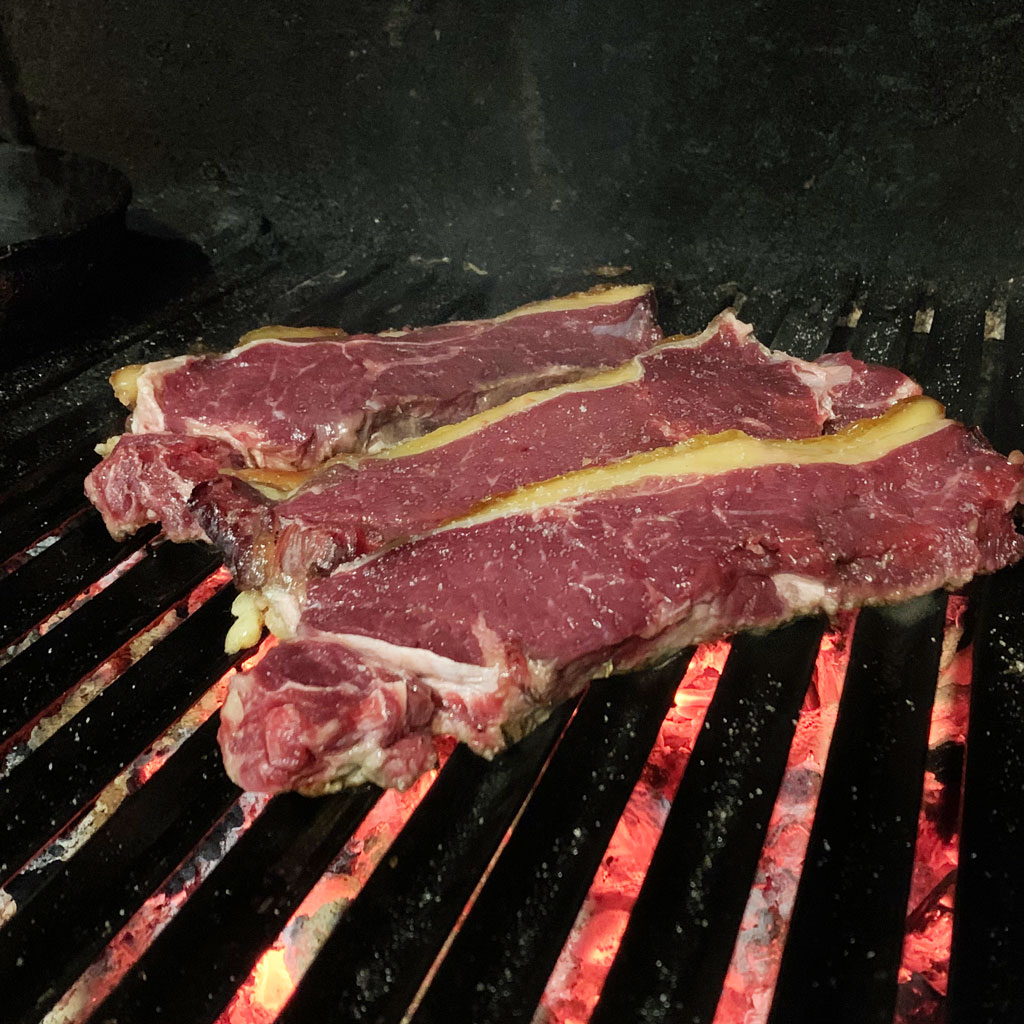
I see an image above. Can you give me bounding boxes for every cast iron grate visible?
[0,264,1022,1024]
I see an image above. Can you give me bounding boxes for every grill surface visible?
[0,261,1022,1024]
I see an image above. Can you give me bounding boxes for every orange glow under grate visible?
[63,597,973,1024]
[711,618,853,1024]
[218,746,452,1023]
[537,640,731,1024]
[895,595,972,1021]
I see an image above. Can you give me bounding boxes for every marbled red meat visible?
[85,285,661,540]
[121,285,662,470]
[816,351,920,427]
[193,311,919,588]
[219,399,1024,793]
[83,434,244,542]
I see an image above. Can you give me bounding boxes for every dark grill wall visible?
[2,1,1024,279]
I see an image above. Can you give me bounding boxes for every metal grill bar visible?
[766,273,857,360]
[278,699,578,1024]
[0,716,240,1024]
[825,276,916,365]
[590,617,824,1024]
[948,564,1024,1024]
[766,594,946,1024]
[0,540,221,747]
[909,286,987,423]
[409,651,692,1024]
[941,276,1024,1022]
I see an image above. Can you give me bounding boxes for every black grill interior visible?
[0,261,1023,1024]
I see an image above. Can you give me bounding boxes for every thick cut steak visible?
[112,284,662,469]
[85,284,661,540]
[193,311,919,588]
[219,398,1024,793]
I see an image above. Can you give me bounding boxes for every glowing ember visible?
[247,949,293,1019]
[711,619,853,1024]
[241,633,278,673]
[803,610,856,710]
[217,749,450,1023]
[190,566,234,613]
[535,640,730,1024]
[895,596,972,1021]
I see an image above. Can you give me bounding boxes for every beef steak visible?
[219,397,1024,793]
[85,284,661,540]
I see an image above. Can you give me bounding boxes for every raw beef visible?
[218,397,1024,793]
[193,311,920,588]
[85,283,661,540]
[84,434,244,542]
[816,351,920,427]
[111,283,663,470]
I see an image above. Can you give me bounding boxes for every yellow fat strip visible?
[110,364,144,409]
[491,282,653,322]
[449,396,948,530]
[232,283,652,349]
[229,467,313,495]
[235,325,349,347]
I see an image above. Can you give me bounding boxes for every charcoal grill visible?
[1,260,1023,1024]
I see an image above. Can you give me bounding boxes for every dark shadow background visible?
[2,0,1023,281]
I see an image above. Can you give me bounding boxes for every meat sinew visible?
[85,283,661,540]
[219,397,1024,793]
[193,310,919,590]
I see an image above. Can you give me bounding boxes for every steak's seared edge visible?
[220,398,1024,793]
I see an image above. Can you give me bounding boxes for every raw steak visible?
[111,283,662,469]
[84,434,244,542]
[219,397,1024,793]
[194,311,920,588]
[85,283,661,540]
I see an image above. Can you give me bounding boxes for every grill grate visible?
[0,263,1022,1024]
[766,596,946,1024]
[592,618,824,1024]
